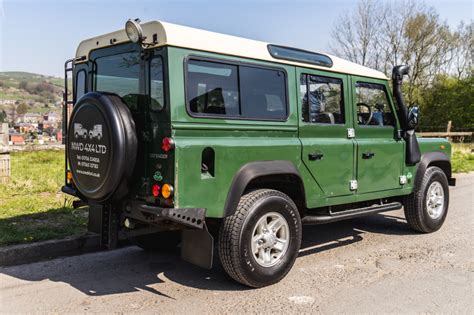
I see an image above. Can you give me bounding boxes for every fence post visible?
[0,152,11,183]
[446,121,452,142]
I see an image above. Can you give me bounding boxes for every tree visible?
[419,75,474,132]
[330,0,382,67]
[402,10,455,104]
[0,110,6,123]
[450,22,473,79]
[16,103,28,116]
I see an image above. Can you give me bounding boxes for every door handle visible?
[362,152,375,159]
[308,153,324,161]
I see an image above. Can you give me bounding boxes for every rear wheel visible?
[218,189,302,288]
[404,166,449,233]
[132,231,181,252]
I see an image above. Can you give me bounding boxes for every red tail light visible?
[152,184,161,197]
[161,137,175,152]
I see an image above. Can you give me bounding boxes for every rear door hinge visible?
[350,180,358,191]
[347,128,355,138]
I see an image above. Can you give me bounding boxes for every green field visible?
[0,144,472,247]
[0,150,87,246]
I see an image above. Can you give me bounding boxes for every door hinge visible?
[347,128,355,138]
[350,180,358,191]
[399,175,407,185]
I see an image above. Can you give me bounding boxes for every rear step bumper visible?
[127,201,206,229]
[302,202,402,225]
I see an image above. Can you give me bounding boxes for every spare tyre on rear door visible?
[67,92,137,203]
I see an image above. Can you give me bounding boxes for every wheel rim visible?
[251,212,290,267]
[426,181,445,219]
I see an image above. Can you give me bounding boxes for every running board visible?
[302,202,402,225]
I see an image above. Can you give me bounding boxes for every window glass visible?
[75,70,86,101]
[355,82,395,126]
[187,60,239,116]
[301,74,345,124]
[150,57,165,111]
[268,45,333,67]
[95,52,140,109]
[186,59,287,120]
[240,66,287,119]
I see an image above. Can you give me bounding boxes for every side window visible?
[150,57,165,111]
[300,74,345,124]
[187,60,239,116]
[75,70,86,101]
[355,82,395,127]
[240,66,287,119]
[186,58,288,120]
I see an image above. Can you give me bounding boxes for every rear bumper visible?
[126,201,206,229]
[62,186,206,229]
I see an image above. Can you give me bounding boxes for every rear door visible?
[351,77,404,193]
[298,69,355,197]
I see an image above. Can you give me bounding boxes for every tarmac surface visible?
[1,173,472,313]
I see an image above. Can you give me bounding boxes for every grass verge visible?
[451,143,474,173]
[0,150,87,246]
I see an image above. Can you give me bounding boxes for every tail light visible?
[66,170,73,184]
[162,184,174,199]
[152,184,161,197]
[161,137,175,152]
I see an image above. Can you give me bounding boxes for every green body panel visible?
[167,47,307,217]
[296,68,356,199]
[83,44,452,218]
[163,46,452,217]
[350,76,405,194]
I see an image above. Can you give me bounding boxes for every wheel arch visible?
[414,152,453,188]
[223,161,306,217]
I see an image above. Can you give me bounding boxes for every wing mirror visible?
[407,105,419,129]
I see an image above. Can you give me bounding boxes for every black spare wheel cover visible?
[67,92,137,203]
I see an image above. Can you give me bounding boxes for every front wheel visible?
[218,189,302,288]
[403,166,449,233]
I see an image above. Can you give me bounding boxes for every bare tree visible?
[449,22,473,79]
[402,9,455,103]
[330,0,468,105]
[330,0,382,67]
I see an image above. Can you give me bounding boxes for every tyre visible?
[404,166,449,233]
[218,189,302,288]
[132,231,181,252]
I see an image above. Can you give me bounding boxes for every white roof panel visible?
[75,20,388,80]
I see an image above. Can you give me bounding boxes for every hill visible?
[0,72,67,118]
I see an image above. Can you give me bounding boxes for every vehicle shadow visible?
[0,211,416,296]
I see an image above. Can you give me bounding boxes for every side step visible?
[302,202,402,225]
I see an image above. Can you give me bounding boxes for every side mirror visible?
[407,105,419,129]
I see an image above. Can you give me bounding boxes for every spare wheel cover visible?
[67,92,136,202]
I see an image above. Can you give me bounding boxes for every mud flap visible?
[181,228,214,269]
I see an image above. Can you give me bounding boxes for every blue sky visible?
[0,0,472,77]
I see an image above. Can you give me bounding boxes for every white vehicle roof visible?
[76,20,388,80]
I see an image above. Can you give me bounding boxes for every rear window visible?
[94,52,140,109]
[186,58,287,120]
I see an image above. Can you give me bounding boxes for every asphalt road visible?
[1,173,472,314]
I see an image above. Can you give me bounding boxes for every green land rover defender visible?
[62,19,456,287]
